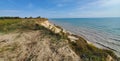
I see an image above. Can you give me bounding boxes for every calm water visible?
[49,18,120,56]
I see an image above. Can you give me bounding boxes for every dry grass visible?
[0,43,18,53]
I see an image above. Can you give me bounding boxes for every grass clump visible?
[69,37,117,61]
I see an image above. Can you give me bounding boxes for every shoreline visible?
[49,20,120,57]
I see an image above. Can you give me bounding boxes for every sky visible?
[0,0,120,18]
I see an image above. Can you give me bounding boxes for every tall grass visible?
[0,19,22,32]
[69,38,117,61]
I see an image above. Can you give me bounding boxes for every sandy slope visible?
[0,30,81,61]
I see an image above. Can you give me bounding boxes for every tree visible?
[36,16,41,18]
[29,16,33,19]
[25,17,27,19]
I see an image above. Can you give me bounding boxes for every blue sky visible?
[0,0,120,18]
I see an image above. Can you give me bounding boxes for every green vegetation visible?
[69,37,117,61]
[0,19,22,33]
[0,17,47,33]
[0,17,65,42]
[0,17,64,43]
[0,16,21,19]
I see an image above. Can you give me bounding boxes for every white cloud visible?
[80,0,120,9]
[101,0,120,6]
[1,0,120,18]
[71,0,120,17]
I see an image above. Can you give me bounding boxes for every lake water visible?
[49,18,120,57]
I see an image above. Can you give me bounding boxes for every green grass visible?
[0,19,43,33]
[69,37,117,61]
[0,19,22,33]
